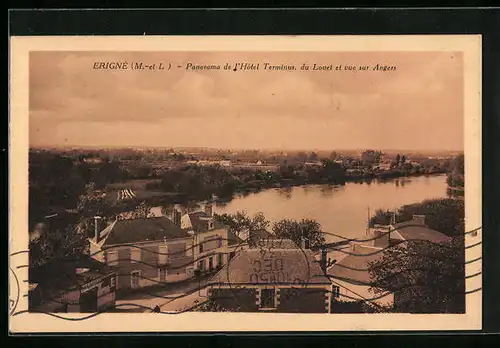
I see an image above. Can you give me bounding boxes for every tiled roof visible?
[227,230,244,246]
[392,221,451,243]
[30,255,116,290]
[249,236,299,249]
[208,249,331,286]
[327,244,383,285]
[98,217,190,246]
[247,229,273,245]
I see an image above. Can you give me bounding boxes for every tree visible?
[309,152,318,162]
[397,198,464,237]
[320,159,345,183]
[29,221,89,268]
[295,151,308,163]
[214,211,270,237]
[272,218,326,249]
[129,201,155,219]
[361,150,381,166]
[369,198,464,237]
[447,154,465,189]
[29,152,87,229]
[396,154,401,166]
[76,183,116,238]
[77,183,107,216]
[329,151,338,161]
[369,209,393,227]
[196,299,240,312]
[452,154,465,174]
[161,205,174,217]
[368,236,465,313]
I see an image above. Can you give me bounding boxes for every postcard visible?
[9,35,482,332]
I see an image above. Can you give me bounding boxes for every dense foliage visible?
[145,160,346,203]
[272,218,326,249]
[214,211,326,249]
[214,211,269,236]
[446,154,465,188]
[368,236,465,313]
[369,198,465,237]
[195,299,240,312]
[29,220,89,268]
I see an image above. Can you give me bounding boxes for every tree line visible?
[145,160,346,202]
[213,211,326,249]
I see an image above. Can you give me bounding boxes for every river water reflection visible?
[215,175,450,243]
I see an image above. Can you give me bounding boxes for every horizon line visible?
[29,144,464,154]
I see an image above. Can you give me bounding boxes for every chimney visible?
[204,203,213,217]
[94,216,102,243]
[412,214,426,225]
[173,209,182,228]
[320,247,327,273]
[301,237,310,250]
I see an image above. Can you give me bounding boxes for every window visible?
[131,270,141,289]
[218,238,223,248]
[198,260,205,271]
[130,249,141,263]
[158,245,168,265]
[110,276,116,289]
[217,253,223,267]
[186,244,193,257]
[332,285,340,298]
[106,251,118,265]
[208,256,214,270]
[199,243,204,253]
[260,288,276,309]
[159,268,167,282]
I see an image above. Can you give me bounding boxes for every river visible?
[214,174,450,243]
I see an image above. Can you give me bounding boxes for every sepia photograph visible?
[9,35,482,332]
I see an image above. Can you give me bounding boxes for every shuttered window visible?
[158,245,168,265]
[130,248,141,263]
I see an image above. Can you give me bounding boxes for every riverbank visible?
[215,175,451,242]
[114,171,448,207]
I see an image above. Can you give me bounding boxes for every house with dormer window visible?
[89,203,236,292]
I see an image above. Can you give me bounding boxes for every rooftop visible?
[227,230,244,246]
[187,211,226,232]
[327,244,383,286]
[392,220,451,243]
[95,217,190,247]
[208,248,331,286]
[30,255,115,291]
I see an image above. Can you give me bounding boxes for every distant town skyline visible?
[30,51,464,151]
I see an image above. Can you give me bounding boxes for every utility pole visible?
[366,206,370,236]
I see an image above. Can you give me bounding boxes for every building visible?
[327,214,452,308]
[304,161,323,167]
[373,161,392,171]
[205,245,333,313]
[89,216,193,291]
[327,243,394,307]
[89,203,233,292]
[180,204,233,273]
[29,256,117,313]
[370,215,452,248]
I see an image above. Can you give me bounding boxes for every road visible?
[160,288,208,312]
[115,277,210,312]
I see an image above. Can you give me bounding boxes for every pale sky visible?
[30,51,464,151]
